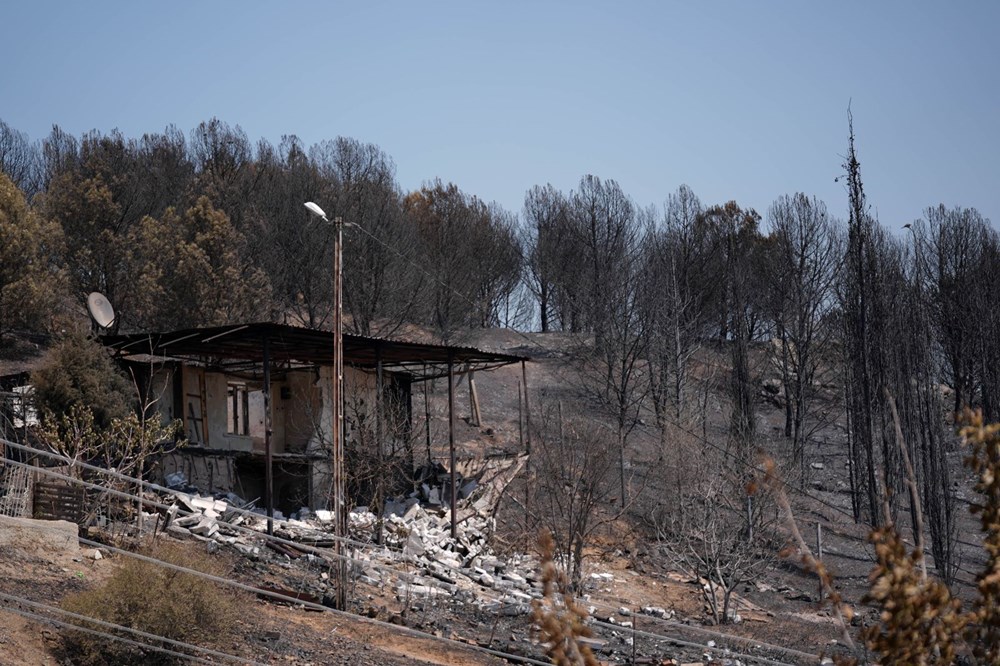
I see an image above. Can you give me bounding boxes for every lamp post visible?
[304,201,348,610]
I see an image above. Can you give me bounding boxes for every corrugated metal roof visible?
[100,322,526,380]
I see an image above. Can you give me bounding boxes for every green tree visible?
[125,196,272,329]
[36,131,142,314]
[0,172,67,337]
[31,333,132,430]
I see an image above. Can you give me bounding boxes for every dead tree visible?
[530,406,628,591]
[840,110,898,526]
[766,193,840,472]
[641,185,710,433]
[696,202,765,462]
[654,457,776,625]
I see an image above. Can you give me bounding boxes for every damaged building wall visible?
[135,356,415,513]
[283,368,324,454]
[158,453,238,496]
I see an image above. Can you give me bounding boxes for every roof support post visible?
[375,344,384,545]
[522,360,531,529]
[423,363,432,465]
[468,364,481,427]
[448,351,457,540]
[263,336,273,536]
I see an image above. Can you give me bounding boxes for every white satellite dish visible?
[86,292,116,330]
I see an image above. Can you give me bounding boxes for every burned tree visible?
[640,185,710,431]
[840,110,897,526]
[530,406,626,591]
[766,193,840,470]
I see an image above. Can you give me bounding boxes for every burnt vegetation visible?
[2,113,1000,661]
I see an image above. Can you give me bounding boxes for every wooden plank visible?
[198,371,210,446]
[32,482,87,525]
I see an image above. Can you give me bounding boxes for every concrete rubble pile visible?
[153,454,655,621]
[344,499,544,616]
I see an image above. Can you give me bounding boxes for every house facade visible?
[101,323,524,516]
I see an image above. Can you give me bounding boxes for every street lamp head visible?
[304,201,328,222]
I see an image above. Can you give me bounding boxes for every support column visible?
[522,360,531,525]
[448,352,457,540]
[263,336,273,536]
[375,345,384,545]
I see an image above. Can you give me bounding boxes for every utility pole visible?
[304,202,349,611]
[331,213,347,611]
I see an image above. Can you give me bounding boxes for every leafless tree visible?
[923,205,993,413]
[530,405,630,590]
[838,115,956,579]
[840,109,898,526]
[640,185,709,432]
[188,118,259,232]
[653,457,776,625]
[404,180,522,342]
[971,233,1000,421]
[696,202,766,461]
[522,184,572,332]
[557,177,649,506]
[247,135,334,328]
[343,369,416,543]
[766,193,841,470]
[0,119,41,197]
[314,137,425,336]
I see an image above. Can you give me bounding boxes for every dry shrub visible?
[861,525,965,664]
[59,541,246,665]
[959,409,1000,662]
[531,530,599,666]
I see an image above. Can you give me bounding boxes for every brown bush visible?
[531,530,600,666]
[59,541,246,665]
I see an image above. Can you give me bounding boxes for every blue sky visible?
[3,1,997,228]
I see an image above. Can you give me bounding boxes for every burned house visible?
[99,323,525,517]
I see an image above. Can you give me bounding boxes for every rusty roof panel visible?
[100,322,526,379]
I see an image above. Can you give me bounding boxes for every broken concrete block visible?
[429,569,456,585]
[173,514,202,528]
[641,606,671,619]
[403,531,425,558]
[0,516,79,555]
[173,493,198,513]
[458,479,478,499]
[190,518,219,538]
[403,502,422,522]
[502,572,526,585]
[166,525,191,539]
[190,496,215,512]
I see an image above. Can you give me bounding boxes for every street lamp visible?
[304,201,348,610]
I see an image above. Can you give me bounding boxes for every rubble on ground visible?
[150,454,549,615]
